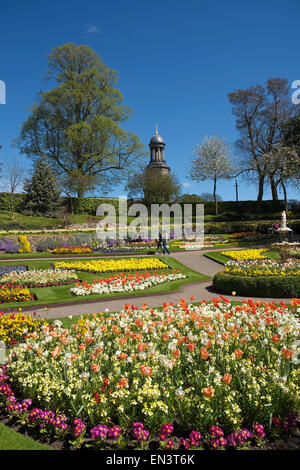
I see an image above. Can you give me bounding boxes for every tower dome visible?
[148,125,170,175]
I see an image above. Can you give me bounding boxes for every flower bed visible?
[2,298,299,447]
[1,368,295,450]
[54,257,169,274]
[221,248,269,260]
[224,259,300,277]
[0,284,34,303]
[0,312,46,345]
[52,246,92,255]
[0,269,79,288]
[70,270,186,296]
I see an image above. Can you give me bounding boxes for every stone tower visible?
[147,125,170,175]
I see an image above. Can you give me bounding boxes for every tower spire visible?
[155,123,158,135]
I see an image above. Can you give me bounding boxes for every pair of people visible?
[156,233,170,255]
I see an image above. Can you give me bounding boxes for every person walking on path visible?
[162,235,170,255]
[156,232,163,254]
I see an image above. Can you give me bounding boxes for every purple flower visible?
[159,423,174,440]
[165,439,175,449]
[211,437,227,448]
[72,418,86,437]
[237,429,252,444]
[253,424,265,439]
[107,425,122,439]
[180,438,190,450]
[209,425,224,438]
[272,417,282,428]
[132,423,149,442]
[90,424,109,439]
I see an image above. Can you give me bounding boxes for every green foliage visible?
[17,43,145,197]
[126,167,181,205]
[213,271,300,297]
[22,158,61,217]
[69,197,120,215]
[0,193,25,212]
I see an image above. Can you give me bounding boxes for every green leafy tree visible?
[126,167,181,205]
[17,43,145,197]
[23,158,61,216]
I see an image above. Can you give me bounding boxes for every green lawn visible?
[0,422,52,450]
[0,256,210,310]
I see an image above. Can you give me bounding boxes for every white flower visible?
[175,387,185,397]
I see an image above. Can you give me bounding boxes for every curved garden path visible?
[9,248,293,319]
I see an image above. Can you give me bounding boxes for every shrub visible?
[213,271,300,297]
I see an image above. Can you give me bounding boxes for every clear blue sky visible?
[0,0,300,201]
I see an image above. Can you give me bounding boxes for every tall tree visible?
[228,78,295,203]
[23,158,61,216]
[189,135,236,215]
[17,43,145,197]
[126,166,181,205]
[2,156,25,217]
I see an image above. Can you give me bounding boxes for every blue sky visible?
[0,0,300,201]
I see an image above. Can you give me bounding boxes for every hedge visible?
[0,193,25,212]
[1,193,300,222]
[212,271,300,298]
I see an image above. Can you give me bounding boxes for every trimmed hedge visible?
[65,197,120,215]
[213,271,300,298]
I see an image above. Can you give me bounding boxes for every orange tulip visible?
[203,386,215,399]
[52,346,61,359]
[117,378,128,388]
[200,348,209,360]
[173,349,181,359]
[222,373,233,385]
[272,334,280,344]
[234,349,244,359]
[91,363,100,373]
[140,365,153,376]
[120,352,127,360]
[282,348,293,359]
[187,342,196,352]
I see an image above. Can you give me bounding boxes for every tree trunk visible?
[281,179,287,211]
[257,175,264,212]
[270,176,279,201]
[213,176,218,216]
[77,187,84,198]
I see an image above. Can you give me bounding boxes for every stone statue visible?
[281,211,287,229]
